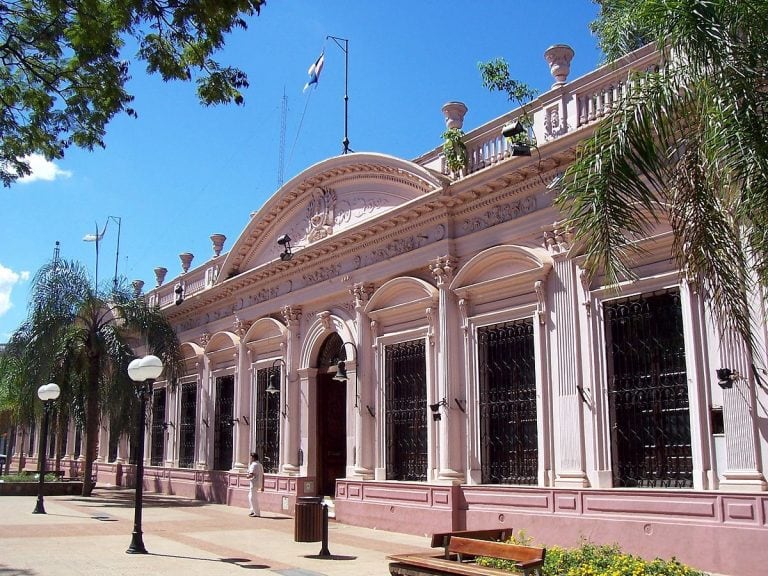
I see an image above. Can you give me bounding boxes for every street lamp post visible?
[33,383,61,514]
[126,354,164,554]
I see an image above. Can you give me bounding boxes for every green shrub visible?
[477,536,707,576]
[0,473,61,483]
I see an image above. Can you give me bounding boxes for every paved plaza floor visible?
[0,488,433,576]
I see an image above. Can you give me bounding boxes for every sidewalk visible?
[0,488,433,575]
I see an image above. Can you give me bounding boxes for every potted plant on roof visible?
[442,126,468,175]
[479,58,539,157]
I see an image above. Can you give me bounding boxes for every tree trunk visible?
[82,353,101,496]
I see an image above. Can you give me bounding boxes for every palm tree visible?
[1,259,182,496]
[557,0,768,357]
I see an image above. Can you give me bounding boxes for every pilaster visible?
[429,255,464,482]
[546,230,590,488]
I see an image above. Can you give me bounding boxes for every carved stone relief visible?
[306,187,336,242]
[462,195,537,234]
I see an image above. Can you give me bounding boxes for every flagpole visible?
[327,35,350,154]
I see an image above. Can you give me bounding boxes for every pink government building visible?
[13,43,768,576]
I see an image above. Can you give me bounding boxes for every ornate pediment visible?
[216,153,446,282]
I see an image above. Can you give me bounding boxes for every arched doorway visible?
[316,333,347,497]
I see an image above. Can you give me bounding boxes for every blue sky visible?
[0,1,602,341]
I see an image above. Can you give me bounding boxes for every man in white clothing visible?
[246,452,264,517]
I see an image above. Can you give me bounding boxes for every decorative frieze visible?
[462,195,536,234]
[303,264,342,286]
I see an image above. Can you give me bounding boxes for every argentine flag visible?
[303,52,325,92]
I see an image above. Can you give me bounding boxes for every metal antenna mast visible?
[278,88,288,187]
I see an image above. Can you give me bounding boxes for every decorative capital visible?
[281,305,302,327]
[233,315,250,338]
[429,255,459,286]
[543,223,572,254]
[350,282,375,309]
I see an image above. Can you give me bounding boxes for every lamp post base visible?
[126,532,148,554]
[32,497,46,514]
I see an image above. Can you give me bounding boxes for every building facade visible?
[14,44,768,576]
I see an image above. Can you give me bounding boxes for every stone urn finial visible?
[544,44,575,87]
[442,101,468,130]
[154,267,168,287]
[131,279,145,298]
[179,252,194,274]
[210,233,227,257]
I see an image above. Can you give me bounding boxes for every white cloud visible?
[0,264,30,317]
[17,154,72,183]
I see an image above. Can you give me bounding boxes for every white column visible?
[351,283,375,478]
[64,418,77,460]
[430,256,464,481]
[197,356,211,469]
[165,383,177,468]
[297,366,319,483]
[96,417,109,463]
[281,305,302,474]
[232,348,247,471]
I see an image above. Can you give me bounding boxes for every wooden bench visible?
[389,536,545,576]
[430,529,512,559]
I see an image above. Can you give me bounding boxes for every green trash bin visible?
[294,496,324,542]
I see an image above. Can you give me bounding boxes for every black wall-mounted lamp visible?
[716,368,739,389]
[162,421,175,430]
[267,358,286,394]
[277,234,293,261]
[332,341,359,408]
[429,398,448,421]
[366,405,375,418]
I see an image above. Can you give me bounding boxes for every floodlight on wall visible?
[277,234,293,261]
[716,368,739,389]
[174,282,184,305]
[332,341,359,408]
[501,119,532,157]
